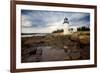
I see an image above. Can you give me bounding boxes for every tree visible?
[77,26,90,31]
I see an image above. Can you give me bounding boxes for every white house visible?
[69,26,77,33]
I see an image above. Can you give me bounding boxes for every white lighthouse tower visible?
[62,17,70,35]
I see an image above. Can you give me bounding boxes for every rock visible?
[22,47,37,55]
[64,56,70,60]
[70,49,81,60]
[36,48,42,55]
[80,48,90,59]
[79,35,90,45]
[70,33,79,42]
[63,46,69,52]
[29,48,37,56]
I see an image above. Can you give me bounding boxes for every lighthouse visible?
[62,17,70,35]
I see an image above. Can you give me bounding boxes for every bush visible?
[52,29,64,33]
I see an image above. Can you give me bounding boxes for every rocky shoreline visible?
[21,31,90,63]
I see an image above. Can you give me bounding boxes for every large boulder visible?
[79,35,90,45]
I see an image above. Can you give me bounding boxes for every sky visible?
[21,9,90,33]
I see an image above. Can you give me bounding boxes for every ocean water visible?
[21,33,48,37]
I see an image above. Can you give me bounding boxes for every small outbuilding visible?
[69,26,77,33]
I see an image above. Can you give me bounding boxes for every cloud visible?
[21,21,63,33]
[21,10,90,33]
[21,15,32,28]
